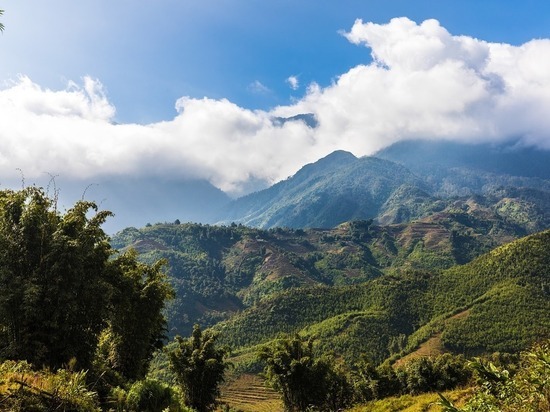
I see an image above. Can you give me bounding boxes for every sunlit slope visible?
[216,230,550,363]
[112,203,538,338]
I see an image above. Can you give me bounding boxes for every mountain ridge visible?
[213,140,550,230]
[218,154,430,228]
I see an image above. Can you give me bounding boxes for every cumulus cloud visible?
[1,17,550,196]
[0,77,315,195]
[276,17,550,153]
[286,75,299,90]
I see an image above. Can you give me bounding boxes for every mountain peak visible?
[301,150,357,171]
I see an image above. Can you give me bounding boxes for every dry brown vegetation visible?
[218,374,282,412]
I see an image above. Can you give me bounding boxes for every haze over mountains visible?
[216,139,550,229]
[38,138,547,233]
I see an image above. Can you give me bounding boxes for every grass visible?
[0,360,100,411]
[347,388,473,412]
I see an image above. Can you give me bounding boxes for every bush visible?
[0,360,100,411]
[125,379,182,412]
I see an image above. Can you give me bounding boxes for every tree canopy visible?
[259,334,352,411]
[168,324,229,412]
[0,187,173,379]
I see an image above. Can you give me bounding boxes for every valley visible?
[109,141,550,410]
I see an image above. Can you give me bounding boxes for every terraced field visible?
[218,374,282,412]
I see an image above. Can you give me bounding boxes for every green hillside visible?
[112,209,548,363]
[217,230,550,365]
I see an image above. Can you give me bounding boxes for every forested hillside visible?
[111,205,548,345]
[120,224,550,411]
[215,230,549,364]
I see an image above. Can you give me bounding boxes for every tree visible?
[0,187,113,369]
[96,250,174,381]
[0,9,4,32]
[0,187,173,377]
[168,324,229,412]
[259,334,352,412]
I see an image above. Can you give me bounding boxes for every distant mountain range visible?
[41,139,548,233]
[215,140,550,229]
[376,139,550,195]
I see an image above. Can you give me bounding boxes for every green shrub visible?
[125,379,182,412]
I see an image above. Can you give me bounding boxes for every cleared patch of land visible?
[218,374,282,412]
[395,309,471,367]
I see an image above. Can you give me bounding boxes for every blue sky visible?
[1,1,550,197]
[3,1,550,123]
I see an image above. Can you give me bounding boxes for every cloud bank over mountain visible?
[1,17,550,195]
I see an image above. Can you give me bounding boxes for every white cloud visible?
[0,77,315,195]
[277,17,550,153]
[247,80,270,94]
[286,75,299,90]
[1,17,550,196]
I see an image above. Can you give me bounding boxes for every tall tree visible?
[0,9,4,32]
[0,188,112,368]
[259,334,352,412]
[168,324,229,412]
[97,250,174,381]
[0,187,173,375]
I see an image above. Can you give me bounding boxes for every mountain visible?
[218,151,430,228]
[215,140,550,230]
[215,229,550,364]
[32,140,547,234]
[271,113,319,128]
[106,139,550,409]
[107,139,550,368]
[375,139,550,196]
[111,194,543,339]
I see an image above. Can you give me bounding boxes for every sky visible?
[1,1,550,197]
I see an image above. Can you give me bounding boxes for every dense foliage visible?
[259,335,352,411]
[216,230,550,366]
[0,188,174,410]
[95,250,175,381]
[0,188,114,369]
[439,340,550,411]
[168,324,230,412]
